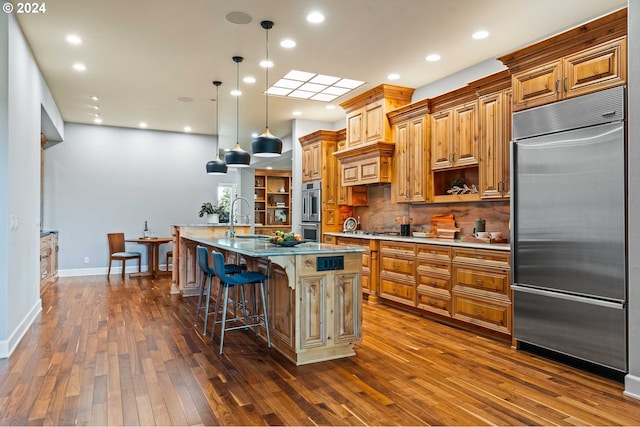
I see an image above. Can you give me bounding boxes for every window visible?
[216,183,236,223]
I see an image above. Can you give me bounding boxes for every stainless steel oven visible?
[302,181,321,223]
[300,222,320,242]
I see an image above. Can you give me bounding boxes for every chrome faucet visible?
[229,196,250,239]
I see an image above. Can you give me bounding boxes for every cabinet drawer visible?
[452,248,510,268]
[416,288,451,317]
[380,256,414,276]
[380,241,416,257]
[380,278,415,305]
[417,274,450,291]
[417,244,451,262]
[417,260,451,278]
[452,293,511,335]
[454,266,509,294]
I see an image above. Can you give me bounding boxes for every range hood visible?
[333,84,414,186]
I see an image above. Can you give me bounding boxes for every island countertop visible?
[184,236,366,257]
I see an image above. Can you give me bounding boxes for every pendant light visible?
[252,20,283,157]
[225,56,251,167]
[206,80,228,175]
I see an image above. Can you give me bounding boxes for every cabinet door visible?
[346,108,364,147]
[431,110,453,170]
[408,117,427,202]
[301,144,313,182]
[392,121,410,203]
[479,92,503,199]
[365,100,384,143]
[452,101,479,167]
[334,272,361,343]
[512,60,562,111]
[563,37,627,100]
[310,142,322,181]
[502,89,512,198]
[269,263,295,351]
[299,275,327,349]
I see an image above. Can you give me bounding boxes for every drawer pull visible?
[428,301,438,306]
[476,256,485,259]
[427,281,437,286]
[474,279,485,284]
[473,308,484,315]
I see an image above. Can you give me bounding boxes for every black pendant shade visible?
[226,56,251,167]
[253,20,282,158]
[206,80,228,175]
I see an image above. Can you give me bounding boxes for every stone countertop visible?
[184,235,366,257]
[40,230,59,237]
[172,223,249,227]
[324,232,511,252]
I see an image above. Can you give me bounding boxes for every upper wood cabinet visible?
[340,84,414,149]
[471,70,513,200]
[430,87,479,171]
[388,99,429,203]
[499,9,627,112]
[301,141,322,182]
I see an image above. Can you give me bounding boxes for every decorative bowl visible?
[272,240,302,247]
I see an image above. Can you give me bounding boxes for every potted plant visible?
[199,202,224,224]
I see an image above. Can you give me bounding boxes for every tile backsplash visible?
[353,184,510,237]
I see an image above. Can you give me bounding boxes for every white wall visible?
[625,0,639,399]
[44,123,242,275]
[0,14,64,358]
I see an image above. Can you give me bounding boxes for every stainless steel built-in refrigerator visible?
[511,85,627,373]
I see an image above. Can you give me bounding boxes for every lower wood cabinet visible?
[335,236,378,296]
[416,244,452,317]
[451,248,511,336]
[40,232,58,289]
[379,241,416,306]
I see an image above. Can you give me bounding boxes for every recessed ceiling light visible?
[184,126,192,133]
[426,54,441,62]
[326,105,336,110]
[280,39,296,48]
[472,30,489,40]
[139,122,147,128]
[177,96,193,102]
[66,34,83,45]
[93,113,100,118]
[90,95,99,101]
[268,70,364,102]
[94,117,102,124]
[243,76,256,84]
[292,111,302,116]
[260,60,274,68]
[307,11,325,23]
[72,63,87,72]
[91,105,99,110]
[266,166,273,170]
[388,73,400,80]
[230,89,242,96]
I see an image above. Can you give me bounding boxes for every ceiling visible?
[15,0,626,159]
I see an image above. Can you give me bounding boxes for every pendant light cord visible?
[265,26,269,129]
[215,83,219,154]
[236,59,240,145]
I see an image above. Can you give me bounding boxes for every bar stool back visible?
[210,250,271,355]
[194,246,249,335]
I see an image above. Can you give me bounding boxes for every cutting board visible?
[430,213,455,234]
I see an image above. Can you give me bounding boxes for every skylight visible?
[266,70,365,102]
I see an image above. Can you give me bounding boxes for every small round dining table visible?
[125,237,173,279]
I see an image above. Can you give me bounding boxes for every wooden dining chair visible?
[107,233,141,279]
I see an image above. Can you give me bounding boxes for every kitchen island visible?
[177,232,365,365]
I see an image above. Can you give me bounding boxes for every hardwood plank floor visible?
[1,275,639,426]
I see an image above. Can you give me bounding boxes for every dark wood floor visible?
[1,275,639,426]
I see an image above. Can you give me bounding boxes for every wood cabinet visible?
[335,129,369,206]
[429,86,481,202]
[471,70,513,199]
[416,244,452,317]
[451,247,511,336]
[299,130,355,235]
[388,99,429,203]
[40,232,58,289]
[340,84,415,149]
[379,241,416,306]
[254,169,291,235]
[431,99,479,170]
[335,236,379,298]
[499,9,627,112]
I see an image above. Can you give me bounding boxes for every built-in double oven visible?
[301,181,321,242]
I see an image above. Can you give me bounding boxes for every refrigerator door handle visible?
[511,284,625,310]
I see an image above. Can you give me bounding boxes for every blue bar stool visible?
[194,246,247,336]
[210,250,271,355]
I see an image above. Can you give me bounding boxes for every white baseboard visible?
[58,264,171,277]
[625,374,640,400]
[0,298,42,358]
